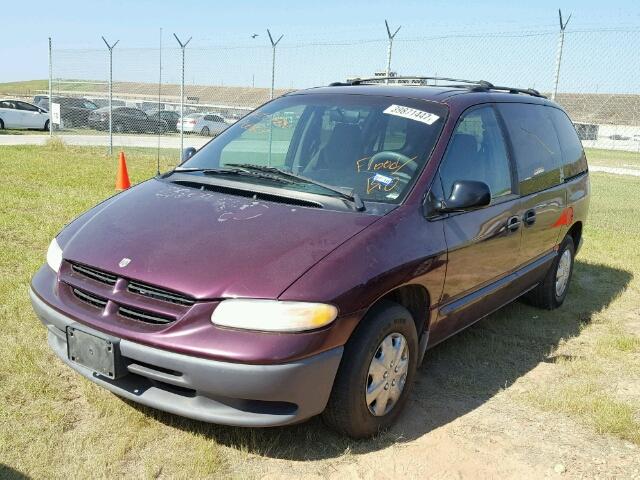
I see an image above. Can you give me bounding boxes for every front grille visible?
[72,288,108,309]
[69,261,195,307]
[128,281,195,306]
[118,306,174,325]
[71,262,116,285]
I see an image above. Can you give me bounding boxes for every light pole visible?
[384,20,401,84]
[101,36,119,155]
[173,33,192,160]
[267,29,283,100]
[552,9,571,101]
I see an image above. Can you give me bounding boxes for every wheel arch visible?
[361,284,431,338]
[567,221,583,251]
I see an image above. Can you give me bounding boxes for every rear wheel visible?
[0,118,4,129]
[43,120,50,131]
[200,126,210,136]
[322,301,418,438]
[524,235,575,309]
[114,123,124,133]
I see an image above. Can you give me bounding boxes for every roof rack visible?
[328,76,546,98]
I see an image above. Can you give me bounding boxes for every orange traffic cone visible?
[115,151,131,191]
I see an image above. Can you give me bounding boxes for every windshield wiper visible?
[225,163,366,211]
[172,166,296,184]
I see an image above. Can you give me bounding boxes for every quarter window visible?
[497,103,563,195]
[439,106,512,200]
[547,107,588,179]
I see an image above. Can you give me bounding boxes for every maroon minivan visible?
[30,77,589,438]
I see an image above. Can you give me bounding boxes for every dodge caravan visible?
[30,77,589,438]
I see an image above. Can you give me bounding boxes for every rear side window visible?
[439,105,512,200]
[497,103,562,196]
[547,107,588,179]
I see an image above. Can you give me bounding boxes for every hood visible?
[60,179,379,299]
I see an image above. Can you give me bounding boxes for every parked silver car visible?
[177,113,228,136]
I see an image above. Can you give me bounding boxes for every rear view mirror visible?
[181,147,197,162]
[439,180,491,213]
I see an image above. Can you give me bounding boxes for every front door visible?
[432,105,521,343]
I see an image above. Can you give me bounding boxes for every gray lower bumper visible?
[30,288,343,427]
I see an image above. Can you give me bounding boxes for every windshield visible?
[180,93,447,204]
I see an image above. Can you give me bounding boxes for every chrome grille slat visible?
[118,306,174,325]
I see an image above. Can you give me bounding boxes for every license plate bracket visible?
[66,326,122,379]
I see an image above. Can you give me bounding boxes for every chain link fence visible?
[6,27,640,160]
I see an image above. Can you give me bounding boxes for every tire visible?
[65,118,74,129]
[200,126,210,136]
[322,300,418,438]
[115,123,124,134]
[43,120,49,132]
[524,235,575,309]
[0,118,4,129]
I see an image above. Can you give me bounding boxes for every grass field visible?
[0,143,639,478]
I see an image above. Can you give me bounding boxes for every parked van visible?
[30,77,589,438]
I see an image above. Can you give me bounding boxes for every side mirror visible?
[439,180,491,213]
[181,147,197,162]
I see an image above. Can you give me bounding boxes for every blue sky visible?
[2,0,640,92]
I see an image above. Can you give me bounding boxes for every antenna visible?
[384,20,401,84]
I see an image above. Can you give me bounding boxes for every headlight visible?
[211,299,338,332]
[46,238,63,272]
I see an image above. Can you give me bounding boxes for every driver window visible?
[439,106,512,201]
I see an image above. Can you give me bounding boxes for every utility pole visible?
[48,37,52,138]
[173,33,192,159]
[267,29,283,100]
[552,9,571,101]
[384,20,401,84]
[101,36,119,155]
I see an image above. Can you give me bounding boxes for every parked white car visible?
[177,113,228,136]
[0,99,49,130]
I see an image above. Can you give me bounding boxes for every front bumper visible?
[30,288,343,427]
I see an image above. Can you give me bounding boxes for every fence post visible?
[48,37,52,138]
[267,29,283,100]
[101,37,119,155]
[173,33,192,161]
[551,9,571,101]
[384,20,401,84]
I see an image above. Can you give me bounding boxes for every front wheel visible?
[524,235,575,309]
[200,126,210,136]
[322,301,418,438]
[43,120,50,131]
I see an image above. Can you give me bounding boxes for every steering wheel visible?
[366,151,417,184]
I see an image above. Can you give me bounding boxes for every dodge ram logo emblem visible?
[118,258,131,268]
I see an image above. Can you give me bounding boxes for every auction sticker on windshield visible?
[383,104,440,125]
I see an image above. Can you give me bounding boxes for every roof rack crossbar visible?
[330,76,546,99]
[346,76,494,88]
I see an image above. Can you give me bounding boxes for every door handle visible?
[507,216,521,232]
[523,209,536,226]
